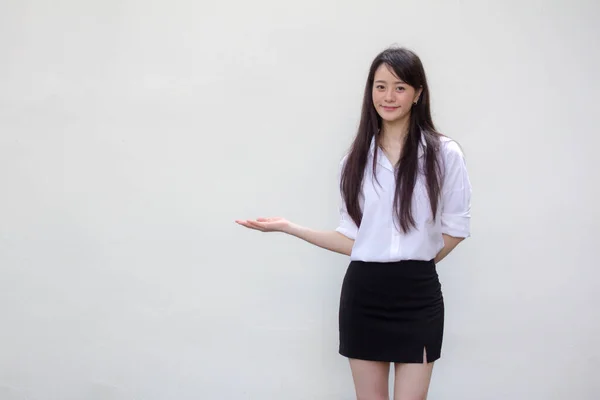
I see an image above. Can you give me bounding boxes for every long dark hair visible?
[340,47,443,233]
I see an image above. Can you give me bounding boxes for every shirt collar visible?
[369,133,426,171]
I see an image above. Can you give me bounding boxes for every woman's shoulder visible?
[339,152,350,170]
[437,134,466,161]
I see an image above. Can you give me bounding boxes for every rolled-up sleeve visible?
[336,199,358,240]
[441,141,472,238]
[335,156,359,240]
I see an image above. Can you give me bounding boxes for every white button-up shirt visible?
[336,136,471,262]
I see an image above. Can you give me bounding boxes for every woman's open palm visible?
[235,217,290,233]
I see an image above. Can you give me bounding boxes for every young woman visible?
[236,47,471,400]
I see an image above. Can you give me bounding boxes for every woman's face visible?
[372,64,421,123]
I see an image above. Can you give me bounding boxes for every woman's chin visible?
[379,114,407,123]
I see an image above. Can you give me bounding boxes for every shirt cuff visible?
[336,226,357,240]
[441,212,470,238]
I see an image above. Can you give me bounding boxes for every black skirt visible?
[338,259,444,363]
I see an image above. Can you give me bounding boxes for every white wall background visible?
[1,0,599,399]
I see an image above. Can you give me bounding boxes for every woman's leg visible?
[349,358,390,400]
[392,349,434,400]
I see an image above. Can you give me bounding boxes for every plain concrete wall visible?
[1,0,598,399]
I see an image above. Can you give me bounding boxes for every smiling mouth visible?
[381,105,399,110]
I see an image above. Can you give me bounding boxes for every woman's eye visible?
[396,87,405,92]
[376,85,385,90]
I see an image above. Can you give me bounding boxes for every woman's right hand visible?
[235,217,291,233]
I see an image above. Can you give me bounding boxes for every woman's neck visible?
[380,116,410,147]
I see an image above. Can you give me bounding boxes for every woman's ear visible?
[414,87,423,103]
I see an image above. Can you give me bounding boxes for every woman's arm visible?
[284,223,354,256]
[235,217,354,256]
[436,139,472,264]
[434,234,464,263]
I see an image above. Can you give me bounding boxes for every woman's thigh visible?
[392,354,434,400]
[349,358,391,400]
